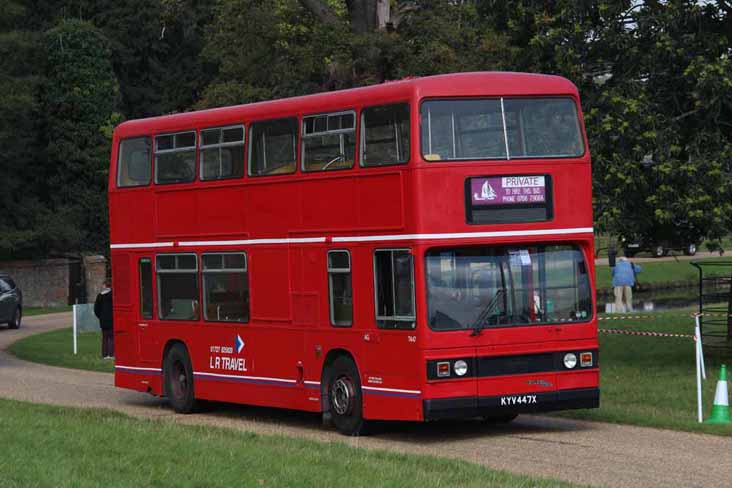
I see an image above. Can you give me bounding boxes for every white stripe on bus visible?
[362,386,421,395]
[111,227,594,250]
[331,227,594,243]
[193,371,297,383]
[110,242,175,249]
[115,365,162,372]
[177,237,326,246]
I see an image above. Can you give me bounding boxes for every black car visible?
[0,273,22,329]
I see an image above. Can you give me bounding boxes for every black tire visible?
[163,343,197,413]
[8,307,21,329]
[653,245,665,258]
[327,356,367,436]
[482,413,518,423]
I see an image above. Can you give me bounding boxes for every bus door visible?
[361,248,422,420]
[136,256,158,364]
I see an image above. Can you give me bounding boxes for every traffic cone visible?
[704,364,731,424]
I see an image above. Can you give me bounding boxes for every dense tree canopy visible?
[0,0,730,258]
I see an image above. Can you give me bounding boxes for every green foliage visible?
[41,18,120,253]
[1,0,731,257]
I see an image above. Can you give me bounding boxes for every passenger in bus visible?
[94,280,114,359]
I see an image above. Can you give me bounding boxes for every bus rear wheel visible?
[327,356,367,436]
[164,343,197,413]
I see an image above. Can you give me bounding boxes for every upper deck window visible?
[200,125,245,181]
[249,118,297,176]
[361,103,410,167]
[302,111,355,172]
[155,131,196,184]
[420,98,584,161]
[117,137,151,187]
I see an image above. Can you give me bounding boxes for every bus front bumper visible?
[422,387,599,420]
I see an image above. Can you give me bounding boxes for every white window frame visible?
[301,110,356,172]
[154,131,197,184]
[201,252,249,323]
[156,253,199,321]
[199,125,245,181]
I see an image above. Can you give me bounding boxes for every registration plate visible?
[500,394,537,406]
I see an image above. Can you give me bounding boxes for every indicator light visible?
[580,352,593,367]
[437,361,450,378]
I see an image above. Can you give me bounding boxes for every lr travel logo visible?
[208,335,248,372]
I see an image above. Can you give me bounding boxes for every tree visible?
[40,18,121,254]
[588,1,732,246]
[0,2,52,259]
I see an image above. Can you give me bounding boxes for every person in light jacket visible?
[94,281,114,359]
[612,257,641,313]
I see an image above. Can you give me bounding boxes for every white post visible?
[695,314,705,423]
[73,304,78,355]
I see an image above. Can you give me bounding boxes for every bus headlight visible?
[563,353,578,369]
[453,360,468,376]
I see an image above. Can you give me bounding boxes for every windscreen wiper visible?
[470,288,505,336]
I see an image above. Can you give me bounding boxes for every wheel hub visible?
[331,376,355,416]
[169,360,187,399]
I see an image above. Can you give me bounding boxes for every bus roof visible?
[114,72,579,138]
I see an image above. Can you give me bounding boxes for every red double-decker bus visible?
[109,72,598,435]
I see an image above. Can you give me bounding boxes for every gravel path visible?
[2,313,731,488]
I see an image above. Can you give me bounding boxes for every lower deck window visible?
[157,254,199,320]
[374,249,415,329]
[202,253,249,322]
[139,258,153,319]
[426,244,592,331]
[328,250,352,326]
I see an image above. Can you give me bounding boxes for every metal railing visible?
[691,261,732,351]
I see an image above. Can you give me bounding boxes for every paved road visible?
[3,313,732,488]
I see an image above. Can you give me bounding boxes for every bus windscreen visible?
[426,244,592,331]
[421,98,584,161]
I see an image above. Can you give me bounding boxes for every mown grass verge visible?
[23,305,73,317]
[8,327,113,373]
[0,399,576,488]
[558,310,732,436]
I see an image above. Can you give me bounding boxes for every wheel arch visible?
[319,348,360,414]
[161,338,189,370]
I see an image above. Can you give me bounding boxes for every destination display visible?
[466,174,552,224]
[471,175,546,206]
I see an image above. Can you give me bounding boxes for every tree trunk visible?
[346,0,377,34]
[376,0,390,30]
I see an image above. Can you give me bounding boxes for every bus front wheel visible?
[327,356,367,436]
[164,343,197,413]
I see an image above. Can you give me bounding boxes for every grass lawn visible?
[8,328,113,373]
[595,256,732,290]
[559,310,732,436]
[0,399,576,488]
[24,305,73,317]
